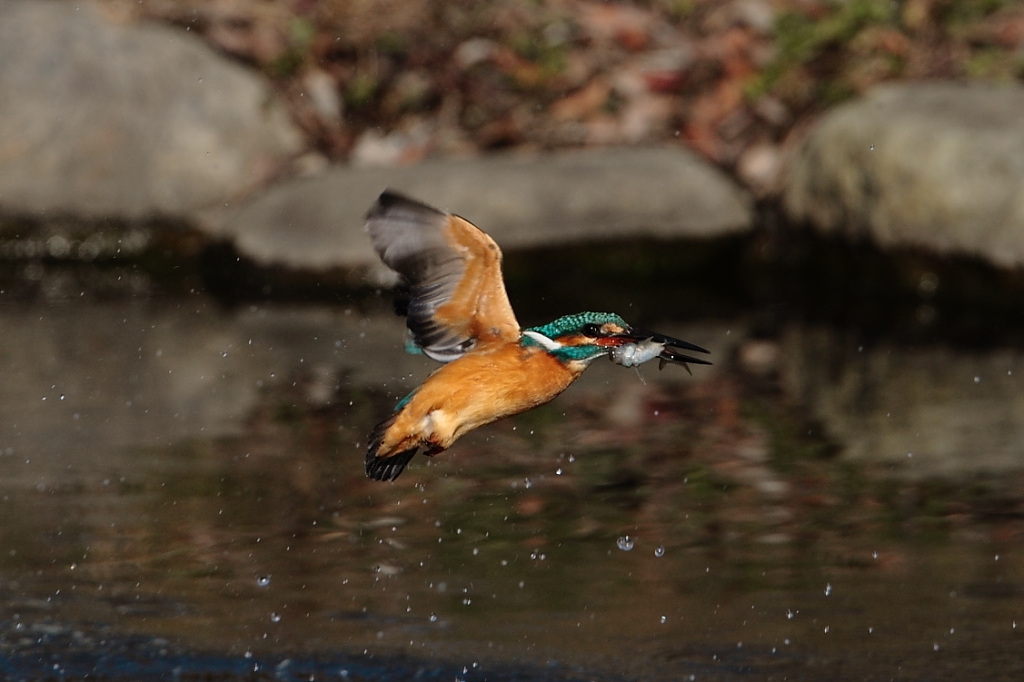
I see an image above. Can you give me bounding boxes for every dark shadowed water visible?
[1,258,1023,681]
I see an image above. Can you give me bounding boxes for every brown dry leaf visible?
[852,26,911,57]
[685,78,745,160]
[475,113,525,149]
[249,23,289,65]
[638,46,696,93]
[206,22,255,58]
[718,27,758,80]
[313,0,433,51]
[577,1,655,51]
[901,0,935,32]
[550,78,611,122]
[492,46,547,89]
[619,92,675,142]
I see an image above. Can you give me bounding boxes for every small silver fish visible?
[610,337,697,375]
[609,337,665,368]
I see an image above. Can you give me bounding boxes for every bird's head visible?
[521,312,711,369]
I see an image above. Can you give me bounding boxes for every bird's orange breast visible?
[374,342,582,458]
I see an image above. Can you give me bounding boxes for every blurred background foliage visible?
[99,0,1024,174]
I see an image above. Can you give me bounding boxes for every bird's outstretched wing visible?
[365,190,520,362]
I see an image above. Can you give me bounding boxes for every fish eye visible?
[581,323,603,337]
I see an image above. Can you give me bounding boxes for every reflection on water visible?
[1,297,1022,680]
[784,325,1024,475]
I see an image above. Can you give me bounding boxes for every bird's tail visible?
[365,448,417,481]
[366,414,417,481]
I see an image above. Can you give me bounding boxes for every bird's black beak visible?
[599,326,713,370]
[635,327,712,367]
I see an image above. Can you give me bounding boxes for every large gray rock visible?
[784,82,1024,268]
[0,1,302,223]
[209,147,753,275]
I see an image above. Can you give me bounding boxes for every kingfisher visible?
[364,190,711,481]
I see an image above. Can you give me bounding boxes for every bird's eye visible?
[581,323,603,337]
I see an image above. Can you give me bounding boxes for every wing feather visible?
[365,191,520,362]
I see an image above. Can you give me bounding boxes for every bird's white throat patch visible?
[522,330,560,351]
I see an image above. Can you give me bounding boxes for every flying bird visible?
[364,191,710,481]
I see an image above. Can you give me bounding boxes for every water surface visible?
[1,292,1022,680]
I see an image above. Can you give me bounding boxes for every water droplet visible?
[786,609,794,620]
[824,625,829,633]
[616,535,634,551]
[472,548,479,556]
[568,455,575,463]
[869,144,876,151]
[270,612,282,623]
[654,545,665,557]
[523,478,532,489]
[429,613,438,623]
[555,468,563,475]
[825,583,832,597]
[974,376,981,383]
[462,598,472,605]
[256,575,271,587]
[660,616,667,624]
[933,642,940,651]
[59,394,65,401]
[244,651,253,659]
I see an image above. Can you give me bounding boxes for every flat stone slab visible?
[0,1,302,223]
[209,147,753,275]
[784,82,1024,269]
